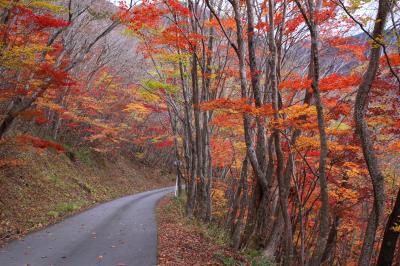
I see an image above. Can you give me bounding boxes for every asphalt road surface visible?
[0,187,174,266]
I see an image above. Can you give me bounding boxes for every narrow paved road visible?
[0,187,174,266]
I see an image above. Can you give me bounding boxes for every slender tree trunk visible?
[309,27,330,265]
[203,2,216,221]
[376,187,400,266]
[189,0,207,219]
[168,107,183,197]
[353,1,390,265]
[191,50,205,217]
[0,81,50,140]
[232,157,249,250]
[293,0,330,263]
[244,0,271,245]
[321,215,340,264]
[243,180,263,248]
[228,177,242,233]
[268,0,293,263]
[230,0,268,191]
[263,203,284,257]
[180,58,196,216]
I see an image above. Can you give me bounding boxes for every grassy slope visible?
[0,141,174,245]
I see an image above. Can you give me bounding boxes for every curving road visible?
[0,187,174,266]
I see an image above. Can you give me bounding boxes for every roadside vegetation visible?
[157,195,276,266]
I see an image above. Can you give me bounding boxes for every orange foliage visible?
[320,74,361,91]
[279,77,312,90]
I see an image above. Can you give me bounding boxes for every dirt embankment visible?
[0,141,174,245]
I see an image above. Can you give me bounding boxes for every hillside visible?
[0,141,173,245]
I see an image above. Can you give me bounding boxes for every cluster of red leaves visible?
[320,73,361,91]
[116,1,166,32]
[15,135,64,152]
[157,196,245,266]
[285,15,304,33]
[380,54,400,66]
[37,63,74,87]
[327,37,367,61]
[279,77,312,90]
[33,14,70,28]
[16,6,69,29]
[19,110,49,125]
[211,112,242,128]
[279,73,361,92]
[164,0,191,17]
[255,21,269,32]
[211,138,234,168]
[154,139,173,149]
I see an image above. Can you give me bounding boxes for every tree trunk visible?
[321,216,340,264]
[293,0,330,263]
[179,58,196,216]
[232,157,249,250]
[376,187,400,266]
[263,203,284,257]
[230,0,268,191]
[227,176,242,232]
[268,0,293,263]
[0,81,49,140]
[353,1,391,265]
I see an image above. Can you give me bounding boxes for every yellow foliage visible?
[295,136,320,151]
[280,104,317,119]
[328,141,359,153]
[392,224,400,233]
[328,184,359,204]
[0,44,49,69]
[154,53,191,63]
[232,141,246,154]
[135,152,145,159]
[139,90,161,102]
[211,187,228,218]
[36,98,65,112]
[367,115,393,127]
[123,103,151,115]
[30,1,66,13]
[0,0,14,8]
[342,162,361,177]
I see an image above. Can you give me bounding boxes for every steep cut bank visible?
[0,141,174,245]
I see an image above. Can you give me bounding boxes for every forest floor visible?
[157,195,263,266]
[0,140,174,246]
[157,196,277,266]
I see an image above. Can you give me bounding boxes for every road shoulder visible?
[156,195,245,265]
